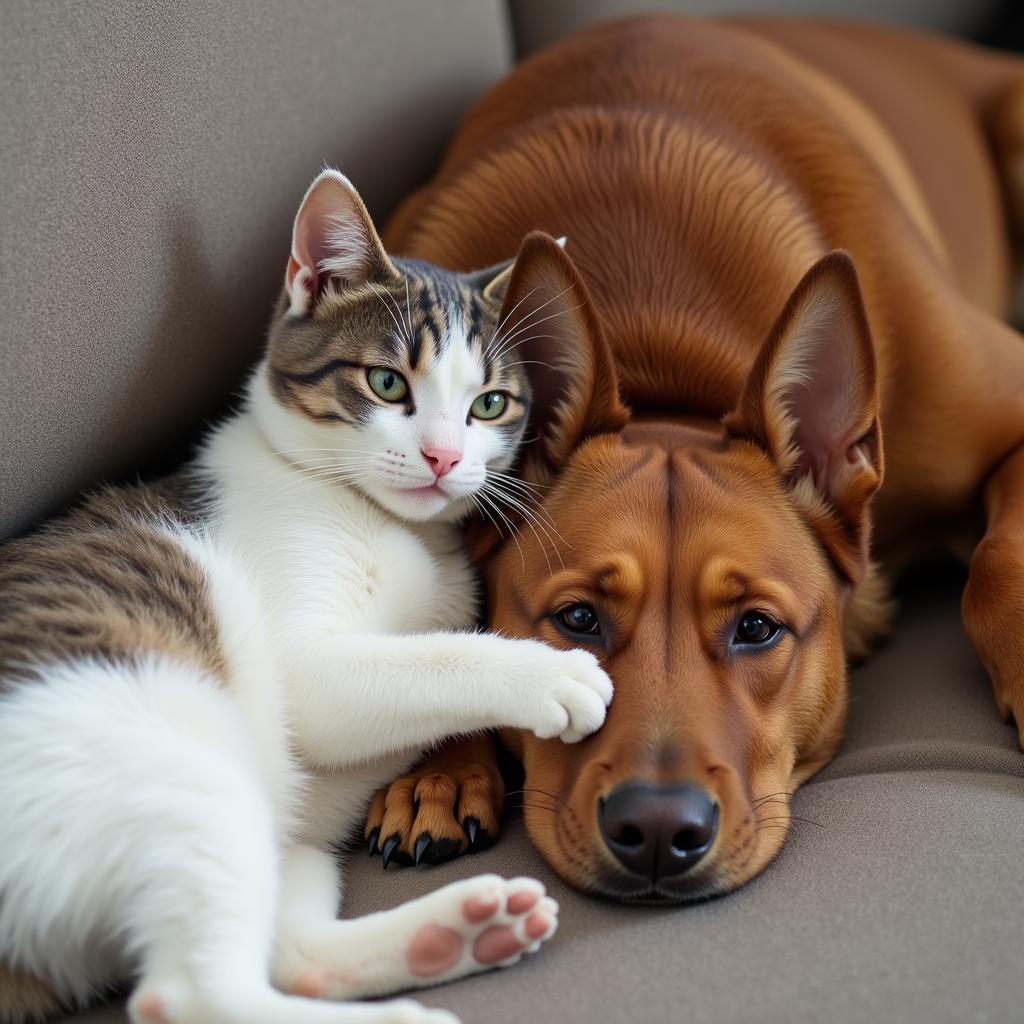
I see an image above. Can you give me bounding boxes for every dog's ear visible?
[500,231,629,486]
[724,251,883,582]
[467,233,628,564]
[285,169,397,315]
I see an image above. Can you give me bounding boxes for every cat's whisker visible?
[250,460,377,507]
[484,475,566,544]
[490,294,583,363]
[404,276,415,345]
[485,291,572,365]
[366,282,412,347]
[486,470,549,498]
[482,284,542,359]
[487,469,550,492]
[501,358,558,372]
[489,280,575,352]
[474,488,526,572]
[470,493,526,574]
[272,447,374,455]
[490,326,577,365]
[482,480,563,575]
[484,482,564,550]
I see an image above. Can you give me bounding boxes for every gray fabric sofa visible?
[4,2,1022,1022]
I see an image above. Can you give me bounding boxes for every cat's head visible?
[254,170,601,523]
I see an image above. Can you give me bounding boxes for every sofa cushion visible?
[1,0,510,542]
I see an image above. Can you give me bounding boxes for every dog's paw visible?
[403,875,558,983]
[516,646,613,743]
[365,744,505,869]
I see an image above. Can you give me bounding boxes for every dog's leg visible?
[363,735,506,866]
[963,442,1024,745]
[987,76,1024,320]
[273,845,557,1004]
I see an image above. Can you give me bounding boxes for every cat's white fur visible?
[0,175,612,1024]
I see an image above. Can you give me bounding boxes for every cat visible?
[0,170,613,1024]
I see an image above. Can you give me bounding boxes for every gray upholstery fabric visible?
[58,579,1024,1024]
[508,0,1004,58]
[0,0,510,542]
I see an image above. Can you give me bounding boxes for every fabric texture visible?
[0,0,510,542]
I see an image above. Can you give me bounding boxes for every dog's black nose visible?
[598,781,718,881]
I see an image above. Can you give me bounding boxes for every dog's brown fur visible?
[363,14,1024,900]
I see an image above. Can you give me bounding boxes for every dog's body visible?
[366,16,1024,900]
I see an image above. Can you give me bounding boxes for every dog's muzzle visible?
[598,780,719,882]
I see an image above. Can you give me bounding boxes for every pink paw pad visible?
[473,924,524,965]
[408,923,464,978]
[463,895,500,923]
[506,890,539,915]
[525,911,553,940]
[291,970,329,998]
[134,993,167,1024]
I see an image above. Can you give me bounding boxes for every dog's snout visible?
[598,781,718,881]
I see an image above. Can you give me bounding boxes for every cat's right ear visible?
[286,170,397,315]
[465,238,566,305]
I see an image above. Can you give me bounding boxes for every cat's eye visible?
[470,391,508,420]
[556,603,601,638]
[733,610,783,647]
[367,367,409,403]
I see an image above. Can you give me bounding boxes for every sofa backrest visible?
[3,0,1011,542]
[1,0,510,541]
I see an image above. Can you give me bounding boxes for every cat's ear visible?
[285,169,397,315]
[500,232,629,485]
[724,251,883,582]
[463,257,516,303]
[465,237,567,305]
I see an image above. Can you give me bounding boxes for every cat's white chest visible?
[206,421,479,638]
[339,512,477,635]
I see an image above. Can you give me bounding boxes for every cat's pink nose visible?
[421,447,462,478]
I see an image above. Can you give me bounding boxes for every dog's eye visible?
[734,610,782,646]
[556,603,601,637]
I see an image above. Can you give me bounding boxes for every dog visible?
[363,14,1024,903]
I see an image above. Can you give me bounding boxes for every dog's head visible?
[478,233,884,902]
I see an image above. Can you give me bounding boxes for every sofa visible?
[4,2,1022,1022]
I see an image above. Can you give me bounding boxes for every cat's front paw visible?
[518,646,613,743]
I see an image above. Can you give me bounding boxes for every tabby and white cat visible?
[0,171,612,1024]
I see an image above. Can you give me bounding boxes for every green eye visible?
[367,367,409,403]
[471,391,508,420]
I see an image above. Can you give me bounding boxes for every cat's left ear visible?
[464,237,567,305]
[286,169,397,315]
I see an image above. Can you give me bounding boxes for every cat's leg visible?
[274,846,558,1003]
[0,660,453,1024]
[285,631,612,767]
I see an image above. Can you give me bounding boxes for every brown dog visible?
[364,15,1024,902]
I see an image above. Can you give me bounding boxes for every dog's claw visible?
[382,834,401,869]
[414,833,433,866]
[367,827,380,857]
[465,817,480,848]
